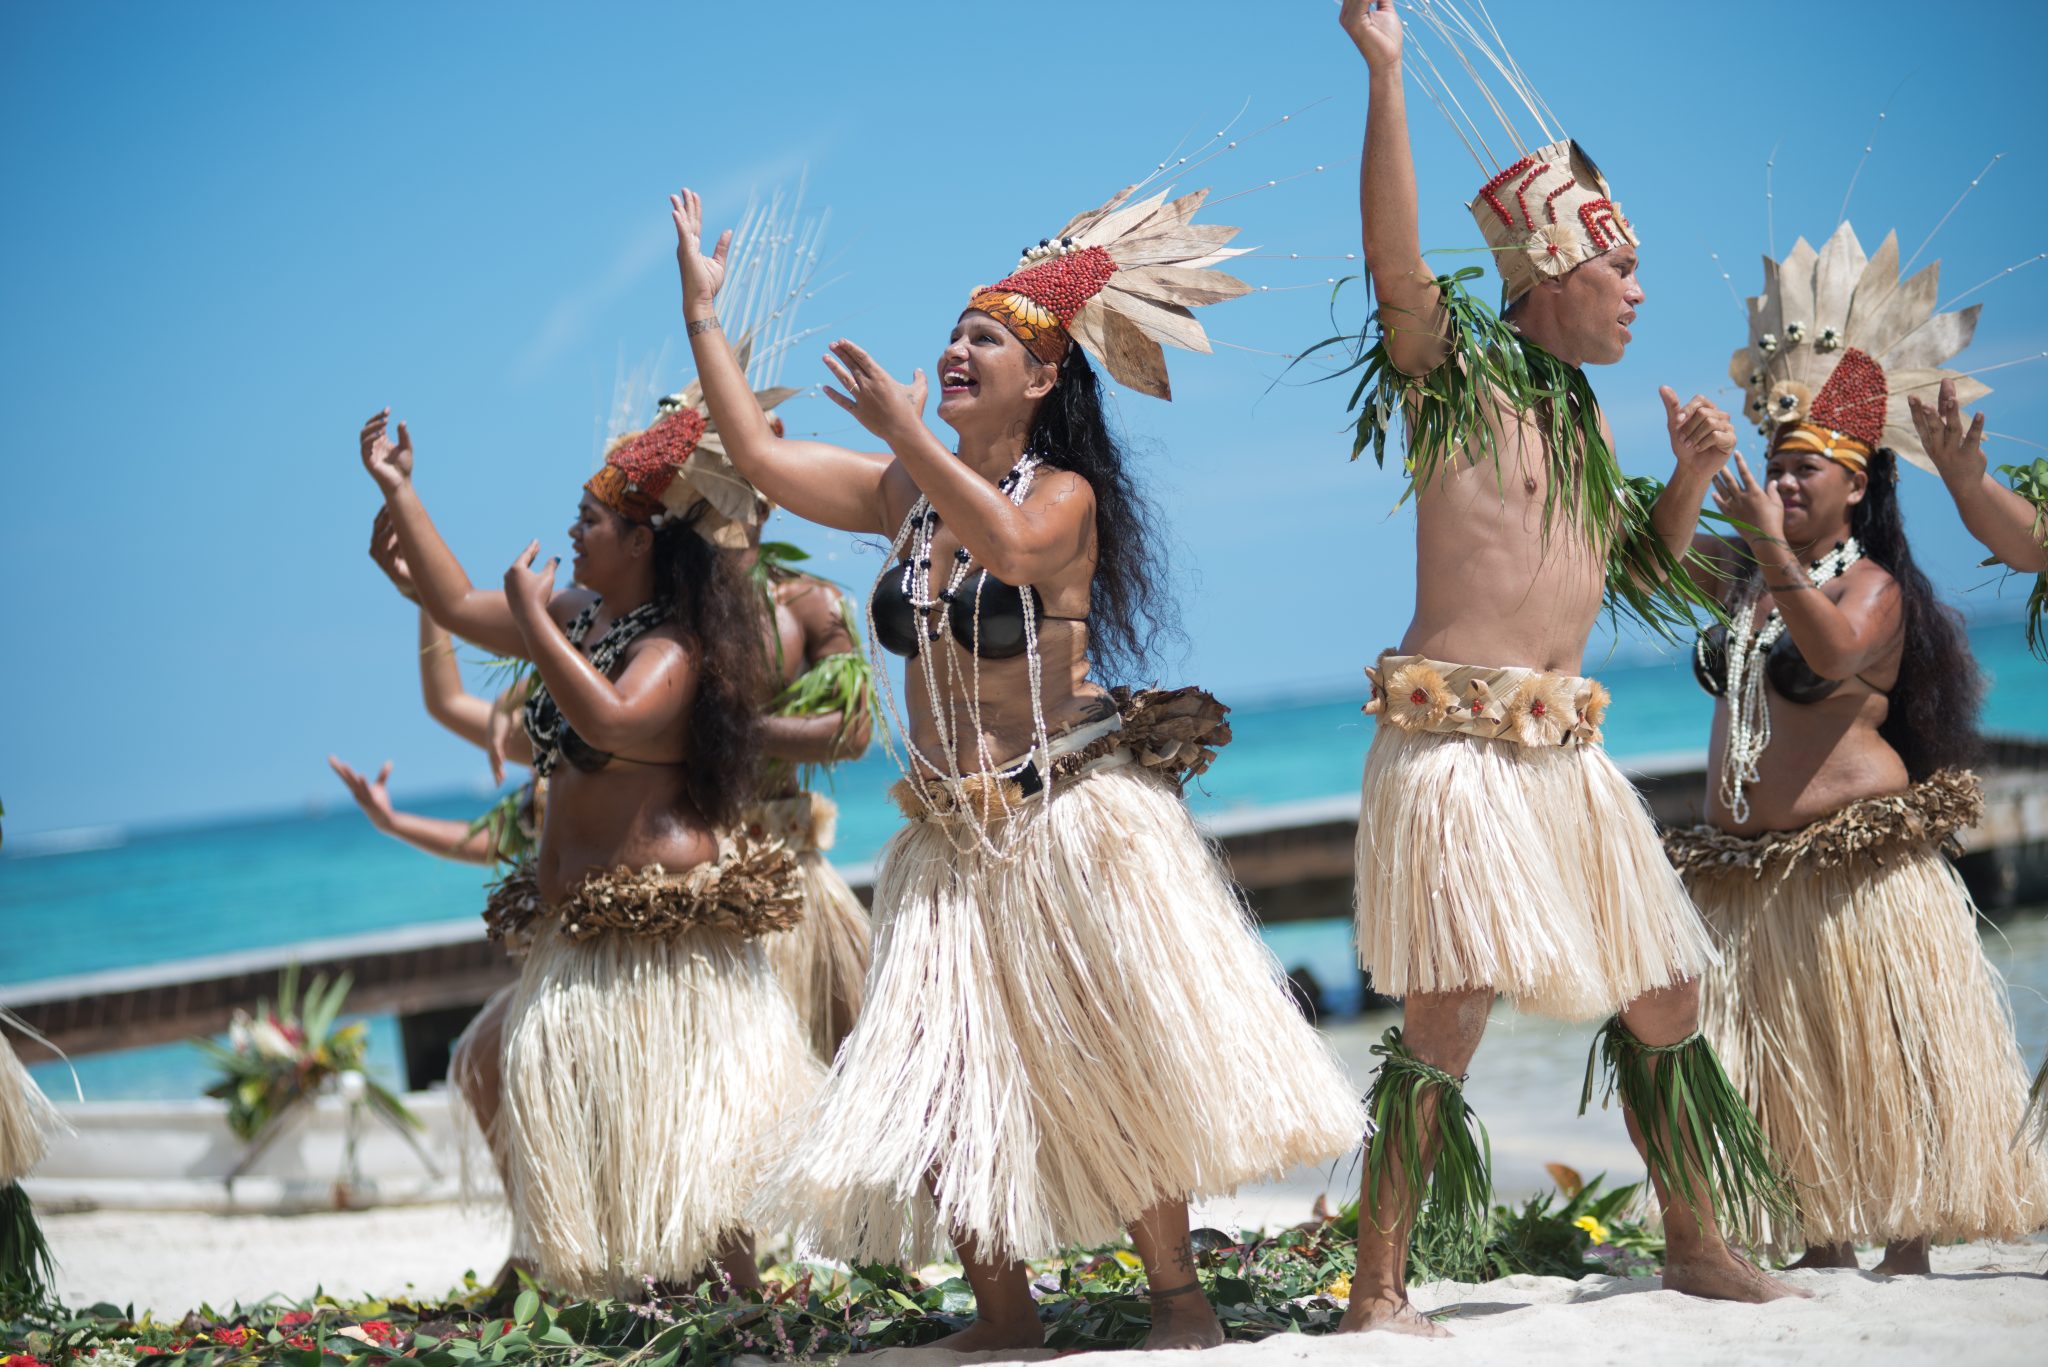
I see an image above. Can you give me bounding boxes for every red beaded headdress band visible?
[1730,221,1988,475]
[586,367,799,548]
[964,185,1251,400]
[1468,138,1638,303]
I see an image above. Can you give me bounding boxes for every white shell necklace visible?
[1718,536,1863,824]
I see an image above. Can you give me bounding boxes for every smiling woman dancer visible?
[357,393,819,1298]
[670,186,1363,1351]
[1672,223,2048,1271]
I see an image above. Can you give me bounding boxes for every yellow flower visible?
[1573,1214,1611,1245]
[1321,1272,1353,1300]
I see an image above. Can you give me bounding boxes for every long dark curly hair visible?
[1025,347,1182,682]
[1853,448,1982,778]
[647,502,765,826]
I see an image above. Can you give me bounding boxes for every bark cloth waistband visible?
[482,832,802,945]
[742,792,838,854]
[1663,769,1983,880]
[889,685,1233,822]
[1364,652,1611,748]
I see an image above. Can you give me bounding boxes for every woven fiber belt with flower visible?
[1363,652,1610,748]
[482,834,802,945]
[889,685,1233,822]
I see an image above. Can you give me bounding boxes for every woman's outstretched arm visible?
[819,339,1094,587]
[672,190,894,534]
[359,408,534,658]
[327,756,498,865]
[1914,381,2048,574]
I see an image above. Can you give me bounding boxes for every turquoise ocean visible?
[9,631,2045,1102]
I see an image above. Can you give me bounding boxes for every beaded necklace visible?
[1717,536,1863,824]
[864,450,1056,857]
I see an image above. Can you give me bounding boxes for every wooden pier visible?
[7,738,2045,1079]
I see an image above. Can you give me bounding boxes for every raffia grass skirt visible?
[753,761,1365,1264]
[762,851,872,1063]
[1355,721,1717,1020]
[0,1035,60,1185]
[496,924,822,1297]
[1683,831,2048,1249]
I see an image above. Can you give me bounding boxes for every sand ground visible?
[42,1009,2048,1362]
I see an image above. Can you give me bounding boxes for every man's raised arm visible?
[1342,0,1452,378]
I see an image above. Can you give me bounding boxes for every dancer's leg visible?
[1128,1198,1224,1351]
[1873,1236,1932,1277]
[713,1230,764,1293]
[1786,1242,1859,1270]
[1338,987,1491,1337]
[1615,981,1804,1303]
[931,1235,1042,1352]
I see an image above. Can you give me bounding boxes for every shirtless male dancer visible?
[1335,0,1801,1334]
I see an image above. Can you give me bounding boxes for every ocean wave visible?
[5,825,129,859]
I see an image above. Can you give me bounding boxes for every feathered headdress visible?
[586,340,801,547]
[966,184,1251,399]
[1397,0,1639,300]
[1729,222,1987,474]
[589,193,824,546]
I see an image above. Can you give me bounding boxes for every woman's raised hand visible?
[821,339,928,446]
[671,189,731,315]
[504,541,558,624]
[360,409,414,494]
[1909,377,1988,490]
[368,507,418,600]
[1712,452,1786,555]
[327,755,397,833]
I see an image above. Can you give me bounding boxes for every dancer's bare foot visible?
[1786,1242,1859,1271]
[928,1313,1045,1354]
[1335,1290,1449,1337]
[1143,1284,1223,1351]
[1872,1237,1932,1277]
[1663,1245,1810,1302]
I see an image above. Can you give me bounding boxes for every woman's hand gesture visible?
[671,189,730,315]
[1711,452,1786,556]
[328,756,398,833]
[504,541,558,626]
[821,339,928,447]
[1909,377,1988,491]
[368,507,418,600]
[360,409,413,494]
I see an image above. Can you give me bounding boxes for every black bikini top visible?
[872,561,1077,660]
[522,598,670,775]
[1693,624,1892,706]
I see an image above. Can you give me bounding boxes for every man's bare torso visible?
[1399,398,1609,674]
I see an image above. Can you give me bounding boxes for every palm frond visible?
[1362,1026,1493,1282]
[1997,459,2048,659]
[1580,1018,1795,1247]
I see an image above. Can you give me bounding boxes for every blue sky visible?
[3,1,2045,837]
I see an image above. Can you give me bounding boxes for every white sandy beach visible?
[41,1008,2048,1363]
[45,1203,2048,1366]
